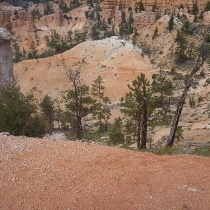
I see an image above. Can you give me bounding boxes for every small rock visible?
[0,132,11,136]
[188,187,198,192]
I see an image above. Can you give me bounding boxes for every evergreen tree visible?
[109,117,124,145]
[132,29,138,48]
[44,3,54,15]
[28,41,38,59]
[91,76,111,133]
[168,14,174,31]
[91,24,100,40]
[153,26,158,39]
[152,73,173,124]
[174,30,188,63]
[40,95,54,135]
[121,73,153,149]
[134,1,145,13]
[129,10,134,24]
[205,1,210,12]
[13,40,23,63]
[189,96,195,108]
[0,83,45,137]
[152,4,156,12]
[192,2,198,15]
[59,1,70,13]
[181,20,194,35]
[102,96,111,132]
[64,69,93,140]
[187,42,197,60]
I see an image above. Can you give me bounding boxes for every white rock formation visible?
[0,27,14,86]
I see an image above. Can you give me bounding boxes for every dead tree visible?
[166,36,208,147]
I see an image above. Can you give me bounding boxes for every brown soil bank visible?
[1,135,210,210]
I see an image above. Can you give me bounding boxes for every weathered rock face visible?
[134,11,156,30]
[0,28,14,86]
[102,0,210,30]
[12,11,35,30]
[0,10,11,28]
[54,10,64,27]
[103,0,209,11]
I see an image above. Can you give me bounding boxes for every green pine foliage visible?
[59,1,70,13]
[121,73,155,149]
[205,1,210,12]
[13,40,23,63]
[174,30,188,63]
[108,117,124,145]
[0,83,45,137]
[91,75,111,133]
[40,95,54,135]
[168,14,174,31]
[152,73,173,124]
[134,1,145,13]
[189,96,195,108]
[64,69,93,140]
[44,3,54,15]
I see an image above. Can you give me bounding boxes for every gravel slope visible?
[1,135,210,210]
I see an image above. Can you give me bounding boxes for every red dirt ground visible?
[1,135,210,210]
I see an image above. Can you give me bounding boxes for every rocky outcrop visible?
[134,11,156,30]
[102,0,210,30]
[103,0,208,11]
[54,10,64,27]
[12,11,35,30]
[0,28,14,86]
[0,10,11,28]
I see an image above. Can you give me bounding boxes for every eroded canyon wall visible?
[103,0,208,11]
[103,0,210,30]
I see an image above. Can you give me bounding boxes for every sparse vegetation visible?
[5,0,210,154]
[194,146,210,157]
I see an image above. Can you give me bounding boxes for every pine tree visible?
[153,26,158,39]
[91,75,111,133]
[168,14,174,31]
[40,95,54,135]
[154,27,158,36]
[64,69,93,140]
[0,82,45,137]
[121,73,153,149]
[189,96,195,108]
[13,40,23,63]
[174,30,188,63]
[205,1,210,12]
[152,73,173,123]
[109,117,124,145]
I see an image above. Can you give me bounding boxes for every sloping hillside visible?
[14,36,155,103]
[1,135,210,209]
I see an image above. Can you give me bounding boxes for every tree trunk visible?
[77,115,82,140]
[141,79,148,149]
[167,38,207,147]
[73,80,81,140]
[137,114,141,150]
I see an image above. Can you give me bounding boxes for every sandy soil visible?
[1,135,210,210]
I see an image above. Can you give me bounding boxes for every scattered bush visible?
[194,146,210,157]
[154,146,181,155]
